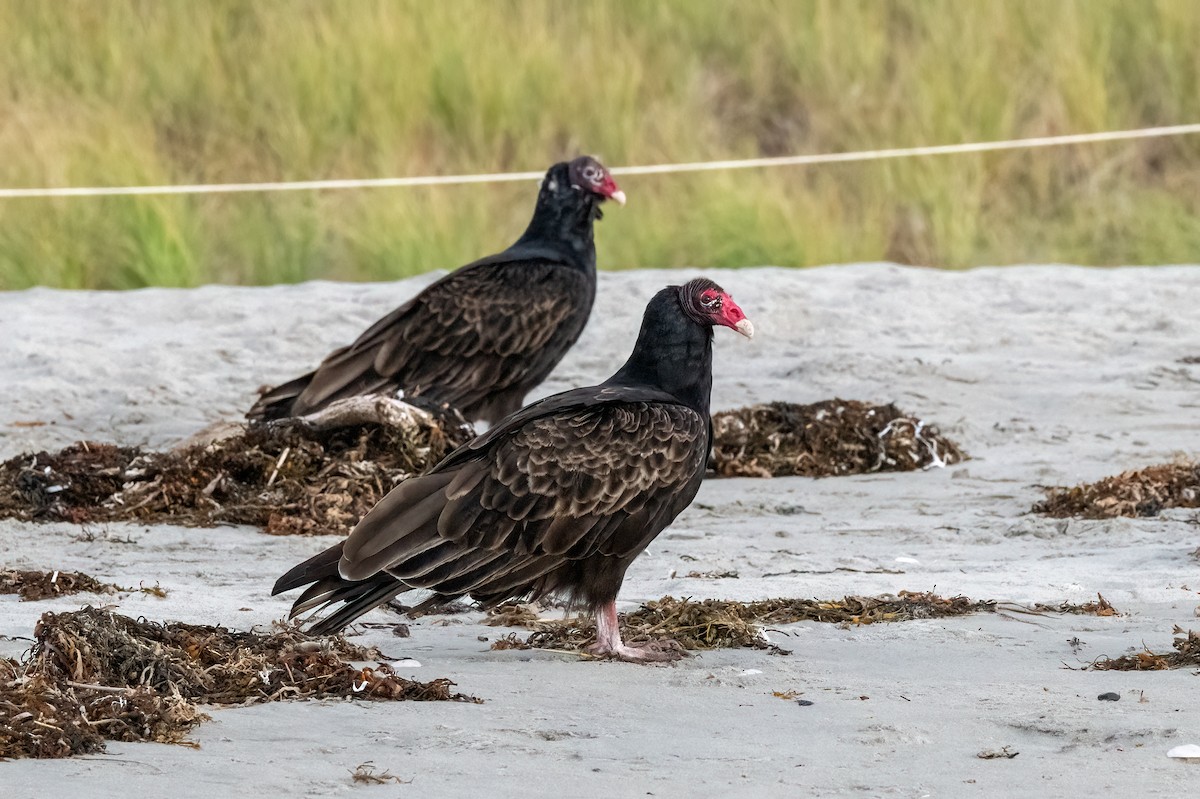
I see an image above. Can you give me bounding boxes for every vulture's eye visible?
[582,165,601,182]
[700,292,722,309]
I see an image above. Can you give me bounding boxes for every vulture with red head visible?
[273,277,753,662]
[247,156,624,424]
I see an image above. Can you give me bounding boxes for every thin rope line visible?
[2,123,1198,199]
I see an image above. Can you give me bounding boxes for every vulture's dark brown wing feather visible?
[249,258,594,423]
[249,157,613,425]
[343,392,707,575]
[275,386,708,631]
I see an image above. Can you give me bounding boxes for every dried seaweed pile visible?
[1033,460,1200,519]
[0,569,120,601]
[1032,593,1119,616]
[0,607,479,759]
[1090,627,1200,671]
[711,400,965,477]
[484,603,543,628]
[490,592,991,655]
[0,399,965,533]
[0,414,471,536]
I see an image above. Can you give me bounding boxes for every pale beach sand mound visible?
[1,264,1198,797]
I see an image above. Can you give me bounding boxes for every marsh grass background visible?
[1,0,1199,289]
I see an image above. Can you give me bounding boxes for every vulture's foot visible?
[586,638,687,663]
[587,601,687,662]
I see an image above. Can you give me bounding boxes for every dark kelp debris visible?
[1090,627,1200,671]
[0,399,961,532]
[0,607,479,759]
[490,592,992,655]
[711,400,965,477]
[0,412,471,536]
[1033,460,1200,519]
[0,570,121,602]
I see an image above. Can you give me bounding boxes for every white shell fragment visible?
[1167,744,1200,760]
[391,659,422,668]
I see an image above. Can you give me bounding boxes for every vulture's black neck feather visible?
[506,164,600,271]
[605,288,714,416]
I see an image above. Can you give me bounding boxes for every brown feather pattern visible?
[275,392,707,633]
[250,261,592,423]
[342,400,705,572]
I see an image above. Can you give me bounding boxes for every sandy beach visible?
[1,264,1198,797]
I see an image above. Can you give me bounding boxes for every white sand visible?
[1,264,1198,797]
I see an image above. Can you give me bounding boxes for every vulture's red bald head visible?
[697,285,752,338]
[567,156,626,205]
[678,279,754,338]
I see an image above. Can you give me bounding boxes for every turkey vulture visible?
[247,156,624,424]
[273,277,753,662]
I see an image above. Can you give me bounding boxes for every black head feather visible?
[675,277,725,325]
[605,278,737,414]
[510,156,621,269]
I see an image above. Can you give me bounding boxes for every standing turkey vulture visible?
[273,277,753,662]
[247,156,624,424]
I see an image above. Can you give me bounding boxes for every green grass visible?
[1,0,1199,289]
